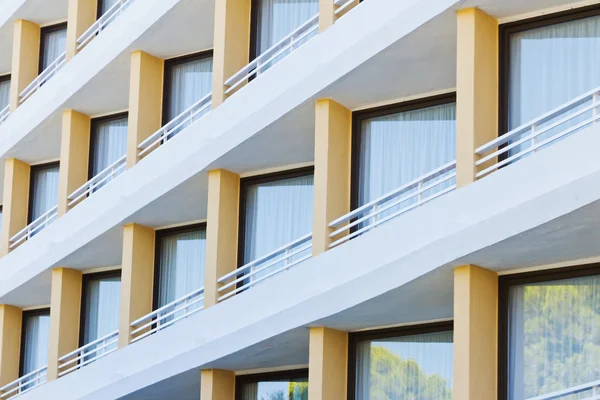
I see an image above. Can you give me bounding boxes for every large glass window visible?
[349,324,454,400]
[39,23,67,72]
[29,163,59,223]
[0,75,10,110]
[502,268,600,400]
[236,370,308,400]
[89,113,128,187]
[20,309,50,378]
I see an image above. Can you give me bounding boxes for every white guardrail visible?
[77,0,133,50]
[224,14,319,95]
[138,93,212,157]
[334,0,358,16]
[329,161,457,248]
[57,330,118,377]
[527,380,600,400]
[9,205,58,249]
[217,234,312,302]
[0,105,9,124]
[130,287,205,343]
[19,52,67,104]
[0,366,47,399]
[68,155,126,207]
[475,87,600,178]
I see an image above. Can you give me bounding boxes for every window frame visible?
[237,166,315,269]
[152,223,208,311]
[39,22,68,74]
[497,263,600,400]
[162,50,214,127]
[234,368,309,400]
[350,92,457,213]
[28,161,60,224]
[88,112,129,180]
[19,308,51,377]
[347,320,454,400]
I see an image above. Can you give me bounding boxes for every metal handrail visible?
[527,380,600,400]
[138,92,212,157]
[9,205,58,249]
[67,155,126,206]
[57,330,118,377]
[76,0,133,50]
[224,14,319,95]
[19,52,67,104]
[0,366,47,399]
[0,105,9,124]
[334,0,357,15]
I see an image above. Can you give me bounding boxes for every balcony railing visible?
[527,380,600,400]
[9,205,58,249]
[217,234,313,302]
[0,366,47,399]
[334,0,358,17]
[130,287,205,343]
[138,93,212,157]
[475,87,600,179]
[329,161,457,248]
[57,330,118,377]
[0,105,9,125]
[77,0,133,50]
[224,14,319,96]
[19,52,67,104]
[67,155,126,207]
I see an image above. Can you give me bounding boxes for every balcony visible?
[9,205,58,250]
[0,366,47,399]
[76,0,134,51]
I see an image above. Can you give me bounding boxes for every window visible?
[89,113,128,188]
[80,271,121,360]
[0,74,10,110]
[352,94,456,212]
[239,168,314,271]
[20,309,50,379]
[236,370,309,400]
[154,224,207,310]
[28,162,59,223]
[98,0,119,17]
[39,23,67,73]
[499,265,600,400]
[348,322,454,400]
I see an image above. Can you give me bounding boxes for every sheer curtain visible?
[41,27,67,71]
[21,312,50,376]
[90,116,127,190]
[165,56,213,125]
[355,331,454,400]
[30,164,59,222]
[507,275,600,400]
[0,78,10,109]
[99,0,119,16]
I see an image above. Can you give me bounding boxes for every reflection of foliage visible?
[259,381,308,400]
[368,346,452,400]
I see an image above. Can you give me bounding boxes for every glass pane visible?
[40,27,67,71]
[354,331,454,400]
[507,274,600,400]
[165,56,213,123]
[82,274,120,361]
[0,78,10,109]
[99,0,119,16]
[30,164,59,221]
[21,311,50,376]
[239,378,308,400]
[90,115,127,190]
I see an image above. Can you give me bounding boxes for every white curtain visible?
[30,164,59,221]
[41,27,67,71]
[90,116,127,190]
[157,229,206,308]
[99,0,119,16]
[240,380,308,400]
[507,275,600,400]
[82,274,120,360]
[0,78,10,110]
[355,331,454,400]
[165,57,213,125]
[21,312,50,376]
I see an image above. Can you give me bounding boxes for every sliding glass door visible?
[39,23,67,72]
[29,163,59,223]
[0,75,9,110]
[236,370,308,400]
[20,310,50,378]
[89,113,128,190]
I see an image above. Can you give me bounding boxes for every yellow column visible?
[1,159,31,256]
[66,0,99,60]
[312,99,351,256]
[201,370,235,400]
[453,264,498,400]
[308,327,348,400]
[0,305,22,388]
[119,223,155,348]
[211,0,251,106]
[126,51,164,168]
[47,268,82,382]
[57,110,91,215]
[456,8,498,187]
[9,20,41,111]
[319,0,358,31]
[204,169,240,308]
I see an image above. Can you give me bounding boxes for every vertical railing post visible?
[594,93,600,124]
[284,247,291,270]
[531,123,537,154]
[417,181,423,205]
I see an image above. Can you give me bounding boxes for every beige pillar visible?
[126,51,164,168]
[0,306,22,388]
[66,0,98,60]
[453,264,498,400]
[456,8,498,187]
[1,159,31,256]
[119,223,155,348]
[319,0,358,31]
[9,20,41,111]
[211,0,251,107]
[47,268,82,381]
[204,169,240,308]
[308,327,348,400]
[312,99,351,256]
[57,110,91,215]
[201,369,235,400]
